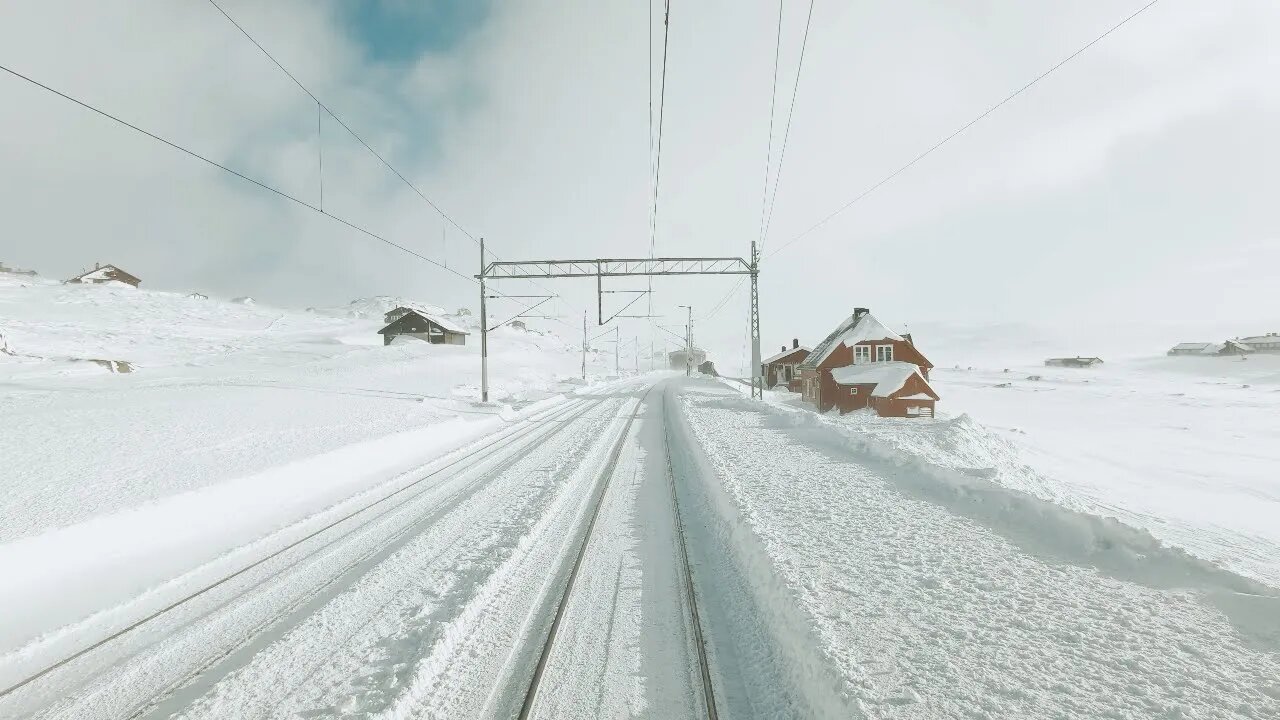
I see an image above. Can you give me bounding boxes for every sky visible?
[1,0,1277,369]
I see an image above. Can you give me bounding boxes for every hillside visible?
[0,272,612,543]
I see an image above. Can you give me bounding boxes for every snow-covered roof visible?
[800,311,902,369]
[898,393,935,401]
[1202,343,1225,355]
[1224,339,1253,351]
[1236,334,1280,345]
[1170,342,1212,351]
[68,264,139,284]
[381,307,470,335]
[829,361,925,398]
[762,345,810,365]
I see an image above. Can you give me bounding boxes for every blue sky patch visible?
[344,0,492,63]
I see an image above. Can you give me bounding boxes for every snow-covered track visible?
[515,388,654,719]
[516,383,719,720]
[0,393,607,719]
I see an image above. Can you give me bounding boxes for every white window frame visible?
[854,345,871,364]
[875,344,894,362]
[849,387,858,396]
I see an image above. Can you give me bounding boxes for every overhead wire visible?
[766,0,1165,260]
[759,0,816,252]
[756,0,784,246]
[203,0,573,317]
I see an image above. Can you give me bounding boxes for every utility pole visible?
[480,237,489,402]
[614,326,620,376]
[750,240,762,400]
[678,304,693,377]
[581,311,587,381]
[635,335,639,374]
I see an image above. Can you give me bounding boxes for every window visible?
[876,345,894,362]
[854,345,871,364]
[849,387,858,396]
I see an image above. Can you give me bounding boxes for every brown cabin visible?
[797,307,938,417]
[378,308,469,346]
[762,339,810,390]
[66,263,140,287]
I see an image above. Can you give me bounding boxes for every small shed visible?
[378,308,469,346]
[1044,356,1103,368]
[829,361,939,418]
[1168,342,1214,356]
[762,339,810,390]
[66,263,140,287]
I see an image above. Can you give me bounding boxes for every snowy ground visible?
[4,271,1279,718]
[679,380,1280,718]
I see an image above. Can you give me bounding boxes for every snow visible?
[800,310,903,369]
[897,392,933,400]
[762,345,810,365]
[829,360,924,397]
[677,380,1280,718]
[1171,342,1213,351]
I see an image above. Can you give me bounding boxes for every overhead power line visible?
[203,0,576,319]
[759,0,816,252]
[0,62,572,329]
[648,0,672,262]
[756,1,784,246]
[204,0,478,246]
[767,0,1164,260]
[0,62,466,280]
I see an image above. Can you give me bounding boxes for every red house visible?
[797,307,938,417]
[761,339,810,390]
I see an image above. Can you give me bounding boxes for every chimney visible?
[781,345,786,353]
[792,338,799,349]
[853,307,869,323]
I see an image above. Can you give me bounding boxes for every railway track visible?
[0,392,612,719]
[516,383,719,720]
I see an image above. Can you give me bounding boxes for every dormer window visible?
[854,345,871,364]
[876,345,894,362]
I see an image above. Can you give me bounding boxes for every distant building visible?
[1044,357,1103,368]
[0,261,37,276]
[1168,340,1253,357]
[66,263,140,287]
[762,339,810,391]
[668,347,707,371]
[1168,342,1216,356]
[378,307,469,346]
[797,307,937,418]
[1235,333,1280,354]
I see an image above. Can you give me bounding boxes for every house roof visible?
[830,361,931,398]
[762,346,811,365]
[68,264,140,284]
[1170,342,1213,351]
[799,311,903,369]
[1237,334,1279,345]
[379,308,470,335]
[1224,339,1253,351]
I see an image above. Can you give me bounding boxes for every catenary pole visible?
[750,240,762,399]
[581,311,587,381]
[480,238,489,402]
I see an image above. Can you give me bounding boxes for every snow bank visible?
[723,393,1275,605]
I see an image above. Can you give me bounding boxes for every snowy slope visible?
[0,273,615,545]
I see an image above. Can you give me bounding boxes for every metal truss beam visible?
[480,257,750,279]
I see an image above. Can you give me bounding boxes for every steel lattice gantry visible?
[482,257,751,279]
[475,248,763,401]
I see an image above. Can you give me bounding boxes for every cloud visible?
[1,0,1277,367]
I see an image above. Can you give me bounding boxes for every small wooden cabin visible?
[378,308,469,346]
[762,340,810,390]
[66,263,140,287]
[1044,357,1103,368]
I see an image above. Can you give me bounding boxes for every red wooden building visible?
[797,307,938,417]
[761,339,810,390]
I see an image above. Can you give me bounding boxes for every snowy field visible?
[3,269,1279,718]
